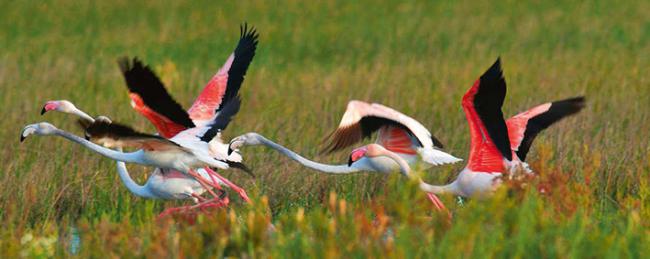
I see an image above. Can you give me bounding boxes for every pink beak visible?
[41,102,58,115]
[348,146,368,166]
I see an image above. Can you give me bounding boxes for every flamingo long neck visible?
[113,147,156,198]
[379,149,458,195]
[254,134,360,174]
[379,150,414,178]
[70,108,95,123]
[115,161,156,198]
[53,129,144,164]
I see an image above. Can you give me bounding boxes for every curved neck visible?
[70,108,95,123]
[53,129,143,164]
[114,147,155,198]
[418,181,457,195]
[380,150,413,178]
[379,149,458,195]
[255,134,360,174]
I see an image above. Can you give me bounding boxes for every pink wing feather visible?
[188,54,234,122]
[506,103,552,157]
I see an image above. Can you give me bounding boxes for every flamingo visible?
[24,24,259,204]
[111,24,259,202]
[229,101,461,173]
[227,101,462,210]
[351,58,585,208]
[41,100,230,216]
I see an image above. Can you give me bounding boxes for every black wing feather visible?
[516,97,585,161]
[200,95,242,142]
[82,119,177,146]
[474,58,512,161]
[322,116,442,154]
[117,57,195,128]
[197,23,259,143]
[218,23,259,113]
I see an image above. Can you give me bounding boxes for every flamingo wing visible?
[506,97,585,161]
[462,58,511,172]
[118,57,194,138]
[188,24,259,127]
[82,120,187,152]
[376,126,418,155]
[322,100,443,154]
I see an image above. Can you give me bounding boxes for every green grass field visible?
[1,0,649,257]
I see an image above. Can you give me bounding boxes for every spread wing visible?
[82,119,186,152]
[322,100,443,153]
[117,57,194,138]
[462,58,510,172]
[507,97,585,161]
[188,23,259,133]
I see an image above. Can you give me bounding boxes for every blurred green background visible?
[1,0,648,257]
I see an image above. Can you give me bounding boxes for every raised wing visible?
[199,95,242,142]
[82,120,186,152]
[188,24,259,127]
[376,126,418,155]
[322,100,443,154]
[462,58,510,172]
[118,57,195,138]
[506,97,585,161]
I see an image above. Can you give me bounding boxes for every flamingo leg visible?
[157,196,229,219]
[192,193,208,203]
[204,167,251,203]
[426,193,453,220]
[207,172,224,191]
[187,169,221,199]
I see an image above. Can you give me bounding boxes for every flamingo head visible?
[41,100,77,115]
[227,132,262,155]
[21,122,58,142]
[348,144,391,166]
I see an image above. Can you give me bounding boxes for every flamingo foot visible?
[157,197,229,220]
[205,167,251,203]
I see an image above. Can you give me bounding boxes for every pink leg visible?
[207,171,224,191]
[157,197,229,219]
[204,167,251,203]
[187,169,221,199]
[192,193,207,203]
[426,193,453,220]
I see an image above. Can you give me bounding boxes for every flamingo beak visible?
[41,102,58,115]
[227,146,234,156]
[348,147,367,167]
[20,134,25,142]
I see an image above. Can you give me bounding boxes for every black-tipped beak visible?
[20,135,25,142]
[347,156,353,167]
[227,146,234,156]
[40,106,47,115]
[225,162,255,178]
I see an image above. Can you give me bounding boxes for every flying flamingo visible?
[41,100,230,216]
[110,24,258,202]
[350,58,585,209]
[24,24,259,205]
[227,101,462,209]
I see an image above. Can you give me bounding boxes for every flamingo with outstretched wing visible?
[41,100,230,217]
[28,24,259,208]
[228,100,462,210]
[353,58,585,210]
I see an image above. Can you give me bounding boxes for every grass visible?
[1,0,649,257]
